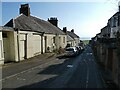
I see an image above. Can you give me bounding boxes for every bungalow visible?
[62,27,75,47]
[67,29,80,47]
[62,27,80,47]
[2,4,67,63]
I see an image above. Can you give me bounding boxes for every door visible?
[3,37,10,62]
[19,34,26,60]
[44,36,47,53]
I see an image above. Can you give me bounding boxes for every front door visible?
[3,32,10,62]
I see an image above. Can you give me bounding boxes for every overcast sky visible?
[1,0,120,40]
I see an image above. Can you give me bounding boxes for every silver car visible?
[65,47,78,57]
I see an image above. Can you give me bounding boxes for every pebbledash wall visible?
[0,31,4,65]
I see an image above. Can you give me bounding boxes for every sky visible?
[1,1,120,40]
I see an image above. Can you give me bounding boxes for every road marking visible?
[86,62,89,88]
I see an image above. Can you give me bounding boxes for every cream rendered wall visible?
[42,36,45,53]
[19,31,34,59]
[44,34,56,52]
[9,32,15,61]
[0,31,4,65]
[58,35,67,49]
[19,31,42,59]
[44,34,67,52]
[33,35,41,56]
[27,32,34,58]
[14,31,42,61]
[14,31,19,62]
[19,34,26,60]
[67,40,75,47]
[74,38,80,46]
[3,31,15,62]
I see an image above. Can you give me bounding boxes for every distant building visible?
[62,27,80,47]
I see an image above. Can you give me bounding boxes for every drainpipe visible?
[41,32,44,54]
[16,29,20,62]
[1,30,4,61]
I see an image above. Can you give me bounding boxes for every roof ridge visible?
[14,13,24,20]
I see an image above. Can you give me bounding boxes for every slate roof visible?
[5,14,66,35]
[67,35,74,41]
[0,26,14,31]
[67,31,79,39]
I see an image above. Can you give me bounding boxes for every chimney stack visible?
[63,27,67,33]
[20,4,30,16]
[48,17,58,27]
[71,29,74,33]
[118,1,120,12]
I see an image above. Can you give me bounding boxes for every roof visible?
[67,31,79,39]
[67,35,74,41]
[4,14,65,35]
[108,12,120,21]
[0,26,14,31]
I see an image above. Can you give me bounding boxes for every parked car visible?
[76,46,81,54]
[64,47,78,57]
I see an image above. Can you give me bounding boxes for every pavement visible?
[2,53,57,79]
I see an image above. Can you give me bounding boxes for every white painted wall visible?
[2,30,67,63]
[74,38,80,46]
[33,35,41,56]
[0,31,4,65]
[44,34,56,52]
[44,34,67,52]
[3,31,15,62]
[19,31,42,60]
[58,35,67,49]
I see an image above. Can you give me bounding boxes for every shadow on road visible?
[14,56,78,89]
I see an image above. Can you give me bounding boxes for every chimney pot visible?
[63,27,67,33]
[71,29,74,33]
[20,4,30,16]
[48,17,58,27]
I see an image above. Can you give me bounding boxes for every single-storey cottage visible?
[2,4,67,63]
[67,29,80,47]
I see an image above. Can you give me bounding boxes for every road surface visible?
[2,45,105,89]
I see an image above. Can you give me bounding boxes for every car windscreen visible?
[66,48,74,51]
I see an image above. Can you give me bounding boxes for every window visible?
[63,37,65,43]
[53,37,55,43]
[2,32,7,38]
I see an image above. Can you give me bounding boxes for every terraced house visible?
[62,27,80,47]
[1,4,67,64]
[91,5,120,88]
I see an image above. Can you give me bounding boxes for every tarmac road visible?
[2,45,105,89]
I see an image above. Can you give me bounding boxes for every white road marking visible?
[86,62,89,88]
[67,65,73,68]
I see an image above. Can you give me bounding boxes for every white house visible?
[67,29,80,47]
[107,11,120,38]
[2,4,67,63]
